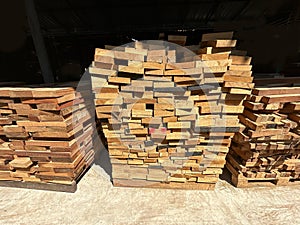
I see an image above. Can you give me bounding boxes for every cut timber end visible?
[9,157,33,169]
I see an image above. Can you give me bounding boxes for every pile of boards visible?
[0,86,94,192]
[90,32,254,189]
[226,87,300,187]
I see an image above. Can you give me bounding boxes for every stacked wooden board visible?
[199,32,254,127]
[90,32,254,189]
[0,86,94,192]
[226,87,300,187]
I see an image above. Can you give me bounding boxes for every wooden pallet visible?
[226,161,300,188]
[0,164,92,193]
[226,86,300,188]
[113,179,215,190]
[0,180,77,193]
[231,176,300,188]
[0,85,95,192]
[230,172,300,188]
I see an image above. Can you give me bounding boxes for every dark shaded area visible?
[75,71,113,180]
[219,167,234,185]
[1,0,300,83]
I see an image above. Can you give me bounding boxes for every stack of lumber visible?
[199,32,254,127]
[0,86,94,192]
[226,87,300,187]
[90,32,253,189]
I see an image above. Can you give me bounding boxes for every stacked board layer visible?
[226,87,300,187]
[199,32,253,129]
[0,87,94,192]
[90,32,254,189]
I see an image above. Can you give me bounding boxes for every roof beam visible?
[25,0,54,83]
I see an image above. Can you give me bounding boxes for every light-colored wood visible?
[229,65,252,71]
[89,32,254,189]
[230,55,252,65]
[9,158,33,169]
[167,122,191,129]
[201,40,237,48]
[108,76,131,84]
[223,75,253,83]
[200,52,231,61]
[89,67,117,76]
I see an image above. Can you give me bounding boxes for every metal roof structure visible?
[34,0,300,37]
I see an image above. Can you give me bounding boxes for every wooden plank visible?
[229,55,252,65]
[89,67,117,76]
[261,94,300,104]
[223,81,254,89]
[108,76,131,84]
[282,103,300,113]
[201,32,233,42]
[31,88,74,98]
[243,101,265,111]
[118,66,144,74]
[201,40,237,48]
[229,65,252,71]
[200,59,231,67]
[9,157,32,169]
[143,61,165,70]
[167,122,191,129]
[203,66,228,73]
[223,75,253,83]
[252,87,300,96]
[200,52,230,61]
[94,55,115,64]
[114,50,145,61]
[166,61,195,69]
[248,129,283,138]
[125,47,148,55]
[224,70,252,77]
[225,88,252,95]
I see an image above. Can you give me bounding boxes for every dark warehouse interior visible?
[1,0,300,84]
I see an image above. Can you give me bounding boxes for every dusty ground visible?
[0,165,299,225]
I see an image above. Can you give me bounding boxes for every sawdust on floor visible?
[0,165,299,225]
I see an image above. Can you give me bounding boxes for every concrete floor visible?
[0,165,299,225]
